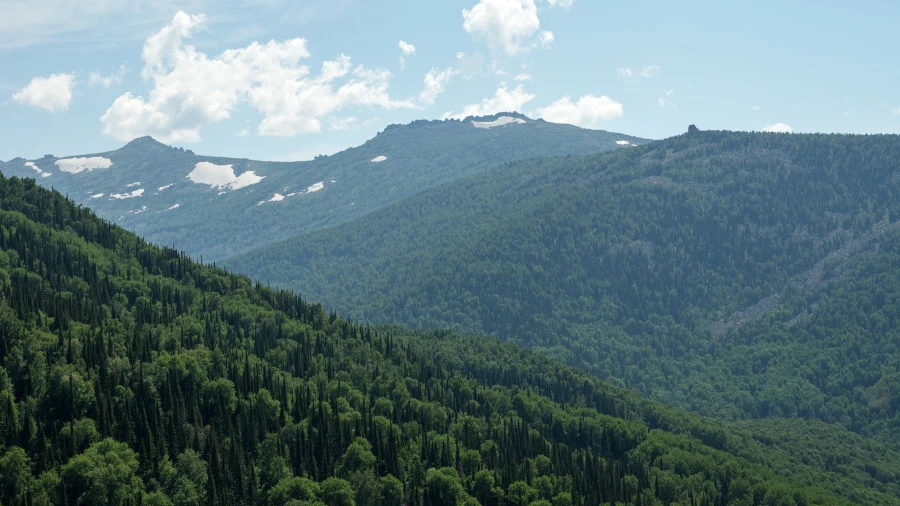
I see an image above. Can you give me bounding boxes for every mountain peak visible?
[119,136,194,155]
[123,136,166,148]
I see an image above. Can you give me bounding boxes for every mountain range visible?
[3,120,900,504]
[1,169,886,505]
[226,129,900,443]
[0,113,646,261]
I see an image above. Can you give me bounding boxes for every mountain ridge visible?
[0,114,648,260]
[0,170,883,505]
[226,129,900,457]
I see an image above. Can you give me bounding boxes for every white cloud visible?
[88,64,127,88]
[187,161,264,190]
[420,67,458,105]
[12,73,75,112]
[639,65,661,78]
[446,84,535,119]
[535,94,623,127]
[619,65,660,78]
[762,122,793,133]
[101,11,412,143]
[545,0,575,7]
[0,0,169,49]
[55,156,113,173]
[892,106,900,116]
[399,40,416,55]
[657,89,676,108]
[539,30,554,48]
[455,51,486,78]
[371,155,387,163]
[513,73,531,81]
[462,0,540,55]
[398,40,416,69]
[752,105,762,112]
[328,116,357,131]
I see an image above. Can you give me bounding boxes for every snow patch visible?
[111,189,144,199]
[258,193,286,206]
[24,161,50,177]
[167,204,180,210]
[305,182,324,193]
[187,162,264,190]
[258,193,286,205]
[25,161,53,177]
[90,193,104,199]
[126,181,141,187]
[471,116,527,129]
[616,140,631,145]
[55,156,113,174]
[371,156,387,163]
[158,184,173,191]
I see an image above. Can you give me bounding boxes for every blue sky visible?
[2,0,899,162]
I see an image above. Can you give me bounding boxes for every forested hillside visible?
[227,131,900,452]
[0,114,645,261]
[0,165,890,504]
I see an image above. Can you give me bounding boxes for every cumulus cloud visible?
[101,11,412,143]
[535,94,623,127]
[539,30,554,48]
[398,40,416,69]
[445,84,535,119]
[462,0,571,55]
[88,64,126,88]
[463,0,540,55]
[12,73,75,112]
[399,40,416,55]
[420,67,458,105]
[619,65,660,78]
[762,122,793,133]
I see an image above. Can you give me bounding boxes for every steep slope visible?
[0,170,887,504]
[227,130,900,451]
[0,114,646,261]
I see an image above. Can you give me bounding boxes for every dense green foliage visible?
[0,114,645,261]
[227,131,900,452]
[0,171,885,504]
